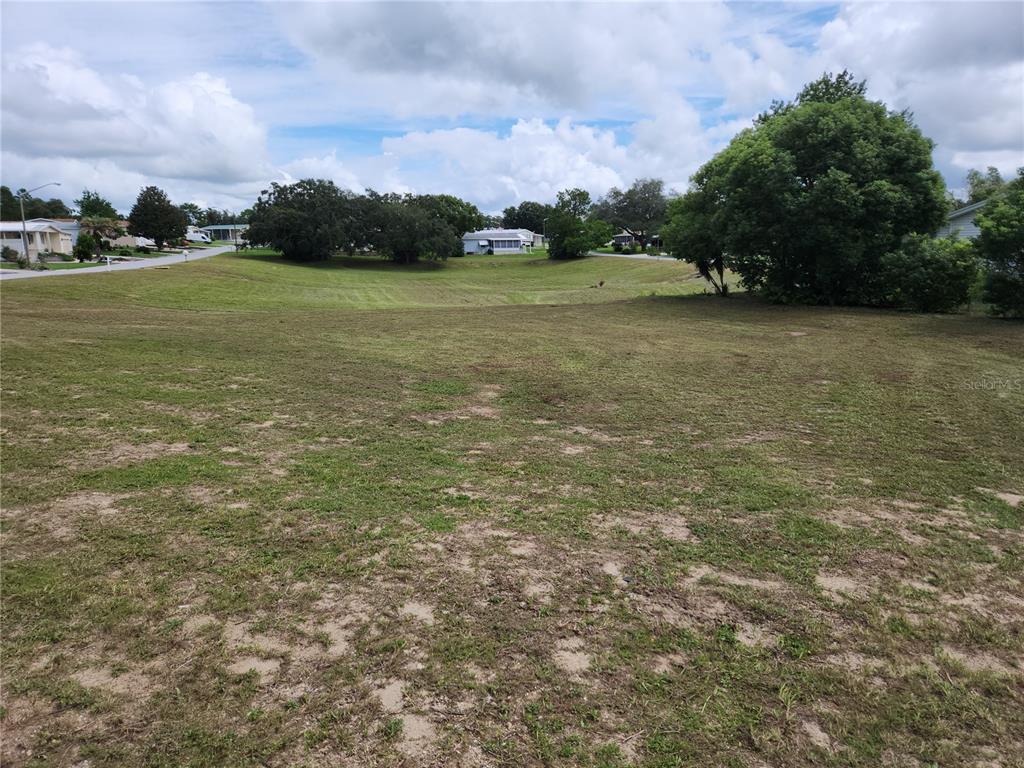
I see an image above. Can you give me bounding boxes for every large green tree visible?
[670,71,947,305]
[547,189,613,260]
[75,190,119,219]
[502,201,554,234]
[373,200,461,264]
[128,187,187,249]
[592,178,667,249]
[411,194,485,236]
[246,180,360,261]
[976,169,1024,318]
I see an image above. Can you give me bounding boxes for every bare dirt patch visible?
[226,656,280,683]
[400,600,436,626]
[398,714,438,757]
[553,637,592,674]
[800,719,835,752]
[941,645,1019,676]
[559,444,591,456]
[816,572,870,601]
[413,404,499,425]
[72,666,155,697]
[106,441,192,464]
[373,679,406,713]
[593,511,697,543]
[977,487,1023,508]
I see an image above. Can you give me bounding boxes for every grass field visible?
[1,250,1022,767]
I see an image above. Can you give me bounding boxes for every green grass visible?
[2,261,98,271]
[1,248,1022,767]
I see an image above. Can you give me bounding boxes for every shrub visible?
[613,242,624,253]
[880,235,978,313]
[118,247,132,257]
[1,245,18,262]
[60,252,74,262]
[74,233,97,262]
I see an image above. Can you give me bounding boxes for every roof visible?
[462,229,531,240]
[948,199,988,220]
[0,221,66,233]
[201,223,248,230]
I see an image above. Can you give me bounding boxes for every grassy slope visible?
[1,250,1022,768]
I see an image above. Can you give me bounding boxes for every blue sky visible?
[2,1,1021,214]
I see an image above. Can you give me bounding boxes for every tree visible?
[965,167,1007,205]
[676,72,947,305]
[128,186,187,249]
[179,202,204,227]
[373,200,460,264]
[976,169,1024,318]
[2,185,72,219]
[79,216,124,257]
[879,235,978,313]
[502,201,555,234]
[75,190,119,219]
[592,178,667,249]
[546,189,613,260]
[556,188,592,219]
[411,194,485,236]
[662,190,729,295]
[246,179,359,261]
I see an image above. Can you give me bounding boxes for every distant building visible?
[462,228,535,254]
[0,221,73,259]
[201,224,249,243]
[28,217,81,245]
[936,200,987,239]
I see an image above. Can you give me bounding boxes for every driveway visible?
[0,245,236,281]
[588,250,675,261]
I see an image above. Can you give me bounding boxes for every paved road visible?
[587,250,676,261]
[0,245,236,281]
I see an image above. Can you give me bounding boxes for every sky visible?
[1,1,1022,216]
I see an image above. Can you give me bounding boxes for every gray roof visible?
[948,199,988,220]
[462,228,530,240]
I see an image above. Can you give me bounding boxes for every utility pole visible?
[18,182,61,263]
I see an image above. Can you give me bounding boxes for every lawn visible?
[1,250,1021,767]
[2,262,98,271]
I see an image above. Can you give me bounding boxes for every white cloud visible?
[815,2,1024,179]
[1,43,272,210]
[1,3,1020,216]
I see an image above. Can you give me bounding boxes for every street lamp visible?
[19,182,61,263]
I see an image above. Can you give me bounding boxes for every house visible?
[201,223,249,243]
[612,232,635,247]
[517,229,545,247]
[462,228,533,254]
[0,221,73,260]
[28,217,81,245]
[936,200,987,239]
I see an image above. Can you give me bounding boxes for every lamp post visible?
[19,182,61,263]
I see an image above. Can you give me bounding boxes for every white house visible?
[462,228,534,254]
[936,200,986,239]
[0,221,73,260]
[28,217,81,245]
[201,223,249,243]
